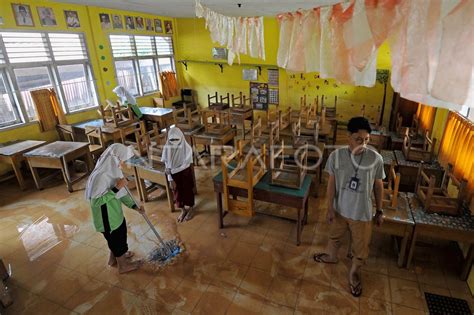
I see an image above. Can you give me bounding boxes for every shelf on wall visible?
[177,59,278,74]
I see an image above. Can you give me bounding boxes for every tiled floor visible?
[0,159,473,314]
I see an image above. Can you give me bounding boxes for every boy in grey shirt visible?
[313,116,385,297]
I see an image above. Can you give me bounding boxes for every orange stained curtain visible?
[416,103,437,134]
[159,71,179,100]
[439,111,474,198]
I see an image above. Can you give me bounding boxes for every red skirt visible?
[171,166,195,208]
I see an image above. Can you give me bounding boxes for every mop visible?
[124,186,183,265]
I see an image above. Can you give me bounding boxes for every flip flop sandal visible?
[125,251,134,259]
[313,253,338,264]
[350,281,362,297]
[184,207,194,221]
[177,209,187,223]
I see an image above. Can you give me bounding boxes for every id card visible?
[349,177,359,191]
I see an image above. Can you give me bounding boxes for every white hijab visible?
[85,143,135,200]
[113,85,137,105]
[161,127,193,176]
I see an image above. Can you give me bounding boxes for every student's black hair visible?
[347,116,372,134]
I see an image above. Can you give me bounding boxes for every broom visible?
[124,186,182,264]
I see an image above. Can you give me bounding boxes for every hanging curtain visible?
[416,104,437,134]
[439,111,474,197]
[160,71,179,100]
[31,88,62,132]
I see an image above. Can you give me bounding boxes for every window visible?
[0,31,98,128]
[109,34,175,98]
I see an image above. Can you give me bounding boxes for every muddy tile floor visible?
[0,164,472,314]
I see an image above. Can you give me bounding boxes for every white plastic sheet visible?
[195,0,265,65]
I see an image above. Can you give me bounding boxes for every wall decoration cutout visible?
[112,14,123,29]
[37,7,57,26]
[64,10,80,28]
[12,4,34,26]
[243,69,257,81]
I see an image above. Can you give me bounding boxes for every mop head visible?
[147,238,184,267]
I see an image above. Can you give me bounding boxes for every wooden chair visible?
[402,129,436,162]
[292,116,319,148]
[324,95,337,121]
[100,100,136,128]
[370,134,387,152]
[415,163,468,216]
[270,138,308,189]
[152,97,165,108]
[202,109,232,135]
[56,124,76,141]
[221,139,266,217]
[231,92,252,112]
[383,161,401,209]
[174,104,201,131]
[208,92,229,110]
[85,126,106,161]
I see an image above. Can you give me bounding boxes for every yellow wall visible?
[0,0,177,174]
[175,18,394,126]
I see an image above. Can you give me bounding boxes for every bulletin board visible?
[250,82,268,110]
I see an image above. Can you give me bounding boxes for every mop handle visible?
[123,185,168,248]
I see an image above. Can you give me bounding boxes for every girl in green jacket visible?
[85,143,144,274]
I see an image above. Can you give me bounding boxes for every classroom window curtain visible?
[159,71,179,100]
[416,104,437,134]
[30,88,67,132]
[438,111,474,198]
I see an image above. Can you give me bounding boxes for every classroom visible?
[0,0,473,314]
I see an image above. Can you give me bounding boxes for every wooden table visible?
[394,150,444,192]
[406,193,474,280]
[181,125,205,164]
[374,192,415,267]
[125,156,175,211]
[192,129,236,158]
[70,119,122,143]
[24,141,93,192]
[140,107,174,130]
[214,170,312,245]
[0,140,46,190]
[389,132,425,150]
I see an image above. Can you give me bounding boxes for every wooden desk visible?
[192,129,236,158]
[140,107,174,130]
[406,193,474,280]
[24,141,93,192]
[70,119,122,143]
[394,150,444,192]
[389,132,425,150]
[0,140,46,190]
[181,125,205,165]
[125,156,174,211]
[374,192,414,267]
[213,171,312,245]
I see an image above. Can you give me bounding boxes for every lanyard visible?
[347,148,365,177]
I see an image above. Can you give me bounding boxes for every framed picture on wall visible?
[99,13,111,30]
[154,19,163,33]
[145,18,153,31]
[135,16,144,30]
[64,10,80,28]
[112,14,123,29]
[12,4,34,26]
[37,7,57,26]
[125,16,135,30]
[164,20,173,34]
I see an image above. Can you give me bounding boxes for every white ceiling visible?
[54,0,345,18]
